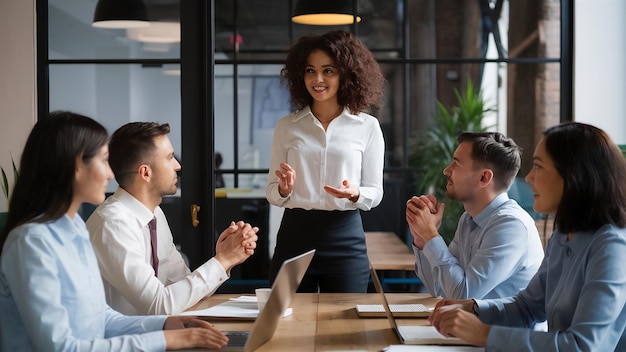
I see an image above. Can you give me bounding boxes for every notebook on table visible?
[356,303,432,318]
[205,249,315,351]
[369,266,470,346]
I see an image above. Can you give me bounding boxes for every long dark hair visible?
[544,122,626,233]
[0,111,108,248]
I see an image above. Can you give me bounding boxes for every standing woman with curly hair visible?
[266,30,386,293]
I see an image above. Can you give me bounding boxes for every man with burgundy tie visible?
[87,122,259,315]
[405,132,544,300]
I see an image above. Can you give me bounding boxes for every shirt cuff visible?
[139,330,167,351]
[474,299,489,321]
[143,315,169,331]
[421,236,449,262]
[140,316,168,350]
[199,257,230,281]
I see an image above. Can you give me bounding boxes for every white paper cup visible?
[255,288,272,312]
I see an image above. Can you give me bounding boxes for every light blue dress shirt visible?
[414,193,545,299]
[0,214,167,351]
[476,224,626,351]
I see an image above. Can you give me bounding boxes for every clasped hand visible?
[405,195,445,249]
[214,220,259,272]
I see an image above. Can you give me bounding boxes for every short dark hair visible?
[543,122,626,232]
[281,30,386,114]
[457,131,522,192]
[1,111,108,245]
[109,122,170,187]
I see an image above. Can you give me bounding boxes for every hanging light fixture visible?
[126,22,180,43]
[292,0,361,26]
[92,0,150,29]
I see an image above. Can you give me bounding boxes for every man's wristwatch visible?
[472,300,479,316]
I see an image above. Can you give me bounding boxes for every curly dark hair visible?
[281,30,386,114]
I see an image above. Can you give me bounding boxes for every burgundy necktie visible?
[148,217,159,276]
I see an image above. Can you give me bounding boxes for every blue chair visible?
[508,177,542,220]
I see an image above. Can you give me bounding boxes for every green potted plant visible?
[408,81,492,244]
[1,155,18,232]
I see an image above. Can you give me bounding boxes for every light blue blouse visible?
[476,224,626,351]
[0,214,167,351]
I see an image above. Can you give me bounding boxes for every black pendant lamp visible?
[292,0,361,26]
[92,0,150,29]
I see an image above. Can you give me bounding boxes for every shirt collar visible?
[47,213,89,243]
[291,105,362,123]
[555,225,608,253]
[472,192,510,228]
[113,187,155,227]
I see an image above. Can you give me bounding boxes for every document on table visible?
[383,345,485,351]
[180,296,292,320]
[397,325,469,345]
[356,303,432,317]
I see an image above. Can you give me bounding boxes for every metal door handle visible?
[191,204,200,227]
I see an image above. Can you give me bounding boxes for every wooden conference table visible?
[187,293,440,351]
[364,231,415,271]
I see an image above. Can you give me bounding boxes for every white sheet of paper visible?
[383,344,484,351]
[180,296,292,319]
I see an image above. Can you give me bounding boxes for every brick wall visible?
[507,0,561,176]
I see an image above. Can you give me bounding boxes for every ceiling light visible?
[92,0,150,29]
[162,65,181,76]
[141,43,171,52]
[127,22,180,43]
[292,0,361,26]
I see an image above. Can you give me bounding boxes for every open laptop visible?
[369,265,469,346]
[219,249,315,352]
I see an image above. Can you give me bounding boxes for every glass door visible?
[46,0,209,266]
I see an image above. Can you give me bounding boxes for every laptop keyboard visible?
[225,331,250,348]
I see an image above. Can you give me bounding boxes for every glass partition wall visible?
[41,0,571,270]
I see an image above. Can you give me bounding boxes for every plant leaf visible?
[1,153,19,209]
[1,167,8,201]
[408,80,492,244]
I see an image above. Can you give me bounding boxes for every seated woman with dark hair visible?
[0,111,229,351]
[428,121,626,351]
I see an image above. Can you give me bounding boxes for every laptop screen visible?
[243,249,316,352]
[369,265,402,334]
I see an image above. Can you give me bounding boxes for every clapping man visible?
[87,122,259,315]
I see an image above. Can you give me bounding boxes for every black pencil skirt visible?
[268,208,370,293]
